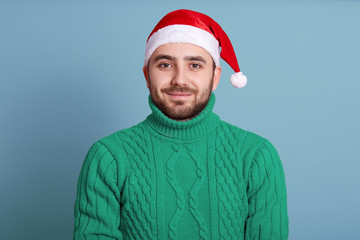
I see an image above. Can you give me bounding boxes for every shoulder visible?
[218,120,274,149]
[216,120,281,165]
[84,122,148,181]
[90,121,152,162]
[97,121,147,148]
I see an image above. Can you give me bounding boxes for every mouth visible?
[161,86,197,100]
[167,92,192,96]
[166,92,193,99]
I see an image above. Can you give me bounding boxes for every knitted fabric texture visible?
[73,94,289,239]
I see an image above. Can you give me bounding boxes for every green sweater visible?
[73,94,289,239]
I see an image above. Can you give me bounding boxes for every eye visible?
[190,63,202,69]
[159,63,172,68]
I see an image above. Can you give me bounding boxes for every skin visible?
[143,43,221,121]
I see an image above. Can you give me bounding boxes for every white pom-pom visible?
[230,72,247,88]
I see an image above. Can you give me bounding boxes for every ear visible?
[143,65,150,89]
[211,66,221,91]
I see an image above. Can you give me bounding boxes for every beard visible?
[149,79,214,121]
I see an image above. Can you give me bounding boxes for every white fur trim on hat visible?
[231,72,247,88]
[144,24,220,66]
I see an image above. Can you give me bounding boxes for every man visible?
[73,9,289,240]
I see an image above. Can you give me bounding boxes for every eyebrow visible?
[153,54,175,62]
[184,56,207,64]
[152,54,207,65]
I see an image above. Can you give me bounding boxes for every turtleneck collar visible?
[145,93,220,140]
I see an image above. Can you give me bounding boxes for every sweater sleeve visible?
[73,142,123,240]
[245,140,289,240]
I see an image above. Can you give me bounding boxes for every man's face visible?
[143,43,221,121]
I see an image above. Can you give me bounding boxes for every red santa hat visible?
[144,9,247,88]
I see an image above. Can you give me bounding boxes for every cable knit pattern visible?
[166,144,186,240]
[215,122,246,239]
[73,93,289,240]
[119,125,157,239]
[187,146,209,240]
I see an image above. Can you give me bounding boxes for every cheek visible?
[150,70,173,86]
[191,71,213,87]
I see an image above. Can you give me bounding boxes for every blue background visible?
[1,0,359,239]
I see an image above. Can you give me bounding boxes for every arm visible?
[73,142,123,240]
[245,140,289,240]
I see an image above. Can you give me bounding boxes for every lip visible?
[166,92,193,98]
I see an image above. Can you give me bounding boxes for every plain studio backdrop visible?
[1,0,359,239]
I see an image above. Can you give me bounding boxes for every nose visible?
[171,66,187,86]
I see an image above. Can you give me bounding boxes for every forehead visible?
[150,43,213,60]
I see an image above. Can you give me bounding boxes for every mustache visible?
[161,86,197,94]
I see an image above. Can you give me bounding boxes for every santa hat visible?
[144,9,247,88]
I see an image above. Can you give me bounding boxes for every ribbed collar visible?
[145,93,220,140]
